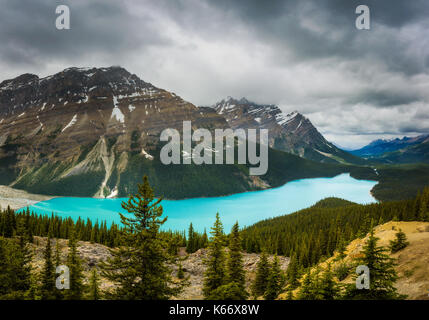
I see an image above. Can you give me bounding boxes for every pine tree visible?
[389,229,409,253]
[87,268,101,300]
[65,230,84,300]
[344,229,405,299]
[318,264,339,300]
[41,237,55,299]
[226,222,247,299]
[55,240,61,267]
[286,252,299,289]
[201,229,208,248]
[297,269,317,300]
[335,237,347,261]
[0,237,32,299]
[101,176,183,300]
[53,239,64,300]
[251,251,270,298]
[0,238,10,297]
[264,255,285,300]
[187,223,196,253]
[203,213,226,299]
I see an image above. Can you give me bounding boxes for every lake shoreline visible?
[20,173,378,233]
[0,185,55,210]
[3,172,379,211]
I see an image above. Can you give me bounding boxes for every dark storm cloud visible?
[347,90,419,107]
[203,0,429,75]
[0,0,169,67]
[0,0,428,148]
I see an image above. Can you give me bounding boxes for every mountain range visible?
[1,66,372,199]
[351,135,429,164]
[212,97,366,165]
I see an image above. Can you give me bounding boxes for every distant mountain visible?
[212,97,366,165]
[351,134,429,164]
[351,135,429,157]
[0,67,363,198]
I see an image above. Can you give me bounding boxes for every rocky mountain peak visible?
[212,97,363,164]
[0,66,159,117]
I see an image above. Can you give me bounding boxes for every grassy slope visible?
[279,221,429,300]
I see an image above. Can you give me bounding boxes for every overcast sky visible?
[1,0,429,149]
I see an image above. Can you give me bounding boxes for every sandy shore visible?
[0,185,53,210]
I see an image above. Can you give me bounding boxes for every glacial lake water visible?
[22,173,377,232]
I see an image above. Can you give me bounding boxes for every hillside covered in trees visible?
[0,177,428,300]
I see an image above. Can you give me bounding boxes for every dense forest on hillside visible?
[0,177,428,300]
[241,187,429,269]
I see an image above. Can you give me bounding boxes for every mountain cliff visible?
[212,97,365,165]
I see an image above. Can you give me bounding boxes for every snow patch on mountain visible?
[111,96,125,123]
[62,114,77,132]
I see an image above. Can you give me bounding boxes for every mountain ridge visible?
[211,96,366,165]
[351,134,429,164]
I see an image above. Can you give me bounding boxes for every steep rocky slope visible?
[213,97,365,165]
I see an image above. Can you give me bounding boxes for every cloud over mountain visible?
[0,0,428,148]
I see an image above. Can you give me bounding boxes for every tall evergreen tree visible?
[66,230,84,300]
[251,251,270,298]
[41,237,55,299]
[296,269,316,300]
[335,237,347,261]
[318,264,339,300]
[0,237,32,299]
[0,238,10,297]
[226,222,247,299]
[53,239,64,300]
[344,229,405,300]
[87,268,101,300]
[389,229,409,253]
[55,240,61,267]
[101,176,183,300]
[203,213,226,299]
[264,255,285,300]
[187,223,197,253]
[286,252,300,289]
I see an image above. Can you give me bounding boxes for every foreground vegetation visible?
[0,177,427,300]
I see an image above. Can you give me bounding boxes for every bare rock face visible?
[213,97,363,164]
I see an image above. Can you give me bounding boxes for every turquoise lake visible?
[22,173,377,232]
